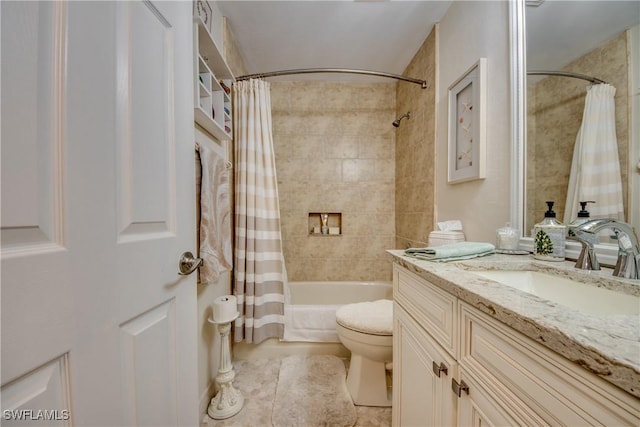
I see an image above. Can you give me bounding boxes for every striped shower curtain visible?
[564,83,624,223]
[233,79,286,343]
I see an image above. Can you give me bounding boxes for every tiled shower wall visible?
[526,31,629,232]
[395,27,437,249]
[270,82,396,282]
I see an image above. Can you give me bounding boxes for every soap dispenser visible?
[568,201,595,236]
[533,201,566,262]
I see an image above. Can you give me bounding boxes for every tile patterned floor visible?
[201,357,391,427]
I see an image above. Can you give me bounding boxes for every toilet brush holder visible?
[207,313,244,420]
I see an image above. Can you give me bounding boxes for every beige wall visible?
[271,82,396,282]
[526,31,629,232]
[395,26,438,249]
[436,1,512,242]
[223,16,248,78]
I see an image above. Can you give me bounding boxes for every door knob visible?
[178,251,203,275]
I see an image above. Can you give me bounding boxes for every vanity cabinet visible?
[392,264,640,426]
[193,16,234,141]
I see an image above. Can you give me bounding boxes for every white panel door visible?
[1,1,198,425]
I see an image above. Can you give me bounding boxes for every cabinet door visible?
[393,304,457,427]
[456,369,531,427]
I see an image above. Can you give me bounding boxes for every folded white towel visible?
[405,241,495,262]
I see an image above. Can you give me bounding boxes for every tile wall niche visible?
[270,81,396,282]
[526,31,630,232]
[395,27,438,250]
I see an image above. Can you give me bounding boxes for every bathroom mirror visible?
[517,1,639,243]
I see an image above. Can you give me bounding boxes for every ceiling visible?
[216,1,640,83]
[216,1,452,82]
[526,1,640,72]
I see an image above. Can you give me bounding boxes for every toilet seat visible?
[336,299,393,336]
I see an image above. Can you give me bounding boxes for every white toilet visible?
[336,299,393,407]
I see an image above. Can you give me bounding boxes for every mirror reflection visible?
[525,1,639,236]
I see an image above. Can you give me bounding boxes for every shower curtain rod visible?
[527,70,607,85]
[236,68,429,89]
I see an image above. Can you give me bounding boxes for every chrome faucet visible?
[572,219,640,279]
[568,229,600,271]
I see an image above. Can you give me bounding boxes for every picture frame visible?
[447,58,487,184]
[194,0,213,33]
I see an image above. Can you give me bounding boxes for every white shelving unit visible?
[193,16,234,141]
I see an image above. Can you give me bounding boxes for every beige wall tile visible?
[375,159,395,183]
[342,159,376,182]
[274,135,319,160]
[359,136,395,159]
[325,136,359,159]
[341,212,395,237]
[271,81,396,281]
[280,210,308,238]
[307,159,343,182]
[395,27,437,246]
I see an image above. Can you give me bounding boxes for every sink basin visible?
[473,270,640,316]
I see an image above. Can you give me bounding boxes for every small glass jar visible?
[496,223,520,251]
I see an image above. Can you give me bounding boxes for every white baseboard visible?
[199,381,217,420]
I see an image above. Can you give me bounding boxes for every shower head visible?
[392,112,411,128]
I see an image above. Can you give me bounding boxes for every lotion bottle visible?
[533,201,566,261]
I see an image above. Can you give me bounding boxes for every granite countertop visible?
[387,250,640,399]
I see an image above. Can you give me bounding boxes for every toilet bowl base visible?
[346,354,392,407]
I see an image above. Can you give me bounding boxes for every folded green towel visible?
[405,241,495,262]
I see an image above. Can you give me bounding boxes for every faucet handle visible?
[568,234,600,271]
[618,233,636,252]
[611,229,640,279]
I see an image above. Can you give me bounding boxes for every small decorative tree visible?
[535,229,554,255]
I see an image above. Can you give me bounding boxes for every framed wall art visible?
[447,57,487,184]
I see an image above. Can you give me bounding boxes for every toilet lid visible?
[336,299,393,335]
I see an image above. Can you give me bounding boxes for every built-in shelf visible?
[193,16,234,141]
[308,212,342,236]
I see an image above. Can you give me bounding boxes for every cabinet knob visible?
[432,361,448,377]
[452,378,469,397]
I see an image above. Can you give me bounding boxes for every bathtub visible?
[233,280,392,360]
[283,281,393,343]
